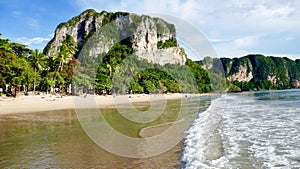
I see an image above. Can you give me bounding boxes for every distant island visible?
[0,9,299,98]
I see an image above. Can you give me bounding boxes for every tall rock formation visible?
[220,54,300,90]
[222,57,253,82]
[44,9,186,66]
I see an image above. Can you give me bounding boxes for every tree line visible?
[0,33,77,97]
[0,33,216,97]
[5,32,298,97]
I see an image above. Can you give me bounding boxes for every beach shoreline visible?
[0,93,209,116]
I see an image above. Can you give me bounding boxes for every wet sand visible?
[0,93,212,168]
[0,109,186,168]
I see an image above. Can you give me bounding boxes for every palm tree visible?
[53,35,77,77]
[52,35,77,93]
[60,35,77,70]
[107,63,112,78]
[30,49,48,93]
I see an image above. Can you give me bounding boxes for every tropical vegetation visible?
[221,54,300,91]
[1,31,300,97]
[0,33,79,97]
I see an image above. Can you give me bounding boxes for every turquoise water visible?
[182,89,300,168]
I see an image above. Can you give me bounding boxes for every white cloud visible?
[234,35,260,48]
[16,37,50,46]
[210,34,265,57]
[74,0,300,31]
[208,38,228,43]
[250,5,294,19]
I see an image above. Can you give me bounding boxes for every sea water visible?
[182,89,300,168]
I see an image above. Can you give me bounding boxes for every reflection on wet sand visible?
[0,98,210,168]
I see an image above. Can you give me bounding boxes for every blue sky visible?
[0,0,299,59]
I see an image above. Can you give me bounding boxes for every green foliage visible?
[5,9,300,98]
[226,80,241,92]
[43,38,54,55]
[102,11,129,27]
[157,38,177,49]
[50,34,77,92]
[101,21,120,43]
[154,17,176,38]
[130,78,143,94]
[61,9,97,28]
[132,68,181,94]
[232,81,254,91]
[222,54,300,91]
[142,80,156,93]
[94,44,133,94]
[42,11,192,95]
[57,22,68,30]
[95,73,112,94]
[220,58,231,77]
[185,58,212,93]
[201,57,227,92]
[0,34,42,96]
[94,42,201,95]
[130,14,143,29]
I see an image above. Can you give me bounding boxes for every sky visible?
[0,0,300,60]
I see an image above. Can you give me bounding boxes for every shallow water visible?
[182,89,300,169]
[0,97,211,168]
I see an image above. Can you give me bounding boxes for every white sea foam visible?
[182,90,300,168]
[181,97,225,169]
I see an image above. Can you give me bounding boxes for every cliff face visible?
[221,55,300,90]
[44,9,186,65]
[227,65,253,82]
[296,80,300,88]
[44,9,101,56]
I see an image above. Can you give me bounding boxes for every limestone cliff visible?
[296,80,300,88]
[44,9,186,65]
[227,65,253,82]
[221,57,253,82]
[220,54,300,90]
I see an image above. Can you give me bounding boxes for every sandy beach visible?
[0,93,205,116]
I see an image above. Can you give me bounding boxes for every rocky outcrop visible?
[267,75,279,85]
[296,80,300,88]
[220,54,300,90]
[136,47,186,65]
[223,58,254,82]
[44,9,102,56]
[44,9,186,65]
[131,16,185,65]
[227,65,253,82]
